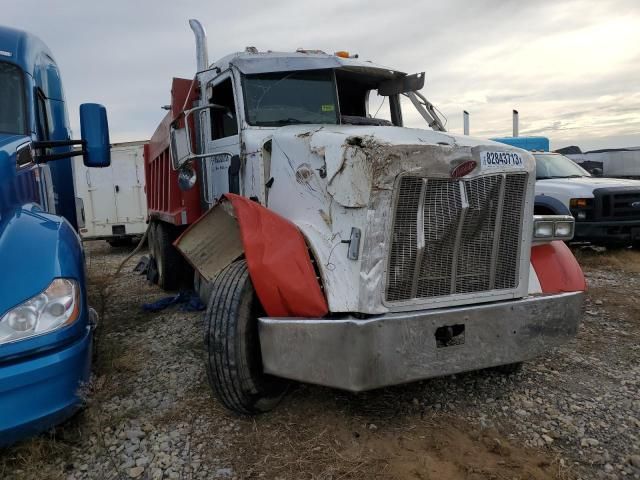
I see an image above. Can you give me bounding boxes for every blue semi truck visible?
[0,25,110,446]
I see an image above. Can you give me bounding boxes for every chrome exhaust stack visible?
[463,110,470,135]
[512,109,519,137]
[189,19,209,72]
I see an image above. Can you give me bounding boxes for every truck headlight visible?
[554,220,574,237]
[0,279,80,345]
[533,215,575,242]
[533,221,554,238]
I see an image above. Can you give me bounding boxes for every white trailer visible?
[566,147,640,179]
[74,140,148,246]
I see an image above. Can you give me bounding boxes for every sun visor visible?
[231,54,342,74]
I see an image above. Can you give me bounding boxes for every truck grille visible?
[386,173,528,303]
[594,188,640,221]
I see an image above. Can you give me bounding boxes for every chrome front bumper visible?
[258,292,583,391]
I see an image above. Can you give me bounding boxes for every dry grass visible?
[573,246,640,273]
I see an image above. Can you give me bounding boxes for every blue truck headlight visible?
[0,279,80,345]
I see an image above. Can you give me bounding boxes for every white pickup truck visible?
[494,137,640,248]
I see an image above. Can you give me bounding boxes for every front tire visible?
[204,260,288,414]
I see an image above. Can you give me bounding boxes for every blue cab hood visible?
[0,132,84,317]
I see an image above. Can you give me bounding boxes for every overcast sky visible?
[4,0,640,151]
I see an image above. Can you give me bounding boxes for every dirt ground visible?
[1,242,639,480]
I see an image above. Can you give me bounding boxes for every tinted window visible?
[243,70,338,126]
[534,154,591,179]
[0,62,27,135]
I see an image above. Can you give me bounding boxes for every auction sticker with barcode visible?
[480,151,524,168]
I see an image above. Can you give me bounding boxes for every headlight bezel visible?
[0,278,81,346]
[532,215,575,243]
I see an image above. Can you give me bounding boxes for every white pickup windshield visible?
[534,153,591,179]
[0,62,26,135]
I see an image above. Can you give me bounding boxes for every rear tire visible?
[194,271,214,306]
[151,221,182,290]
[204,260,289,414]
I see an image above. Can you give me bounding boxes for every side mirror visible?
[169,104,217,169]
[80,103,110,168]
[170,124,192,170]
[591,167,603,176]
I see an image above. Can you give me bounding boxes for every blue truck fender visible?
[534,195,571,215]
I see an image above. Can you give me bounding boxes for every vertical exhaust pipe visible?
[512,109,519,137]
[189,19,209,72]
[463,110,470,135]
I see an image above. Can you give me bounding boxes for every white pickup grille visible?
[386,173,528,303]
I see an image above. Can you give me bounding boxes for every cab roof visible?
[0,24,56,76]
[211,49,407,79]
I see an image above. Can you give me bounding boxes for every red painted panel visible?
[225,194,329,318]
[143,77,203,226]
[531,241,586,293]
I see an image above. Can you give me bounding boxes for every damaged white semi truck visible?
[143,20,586,414]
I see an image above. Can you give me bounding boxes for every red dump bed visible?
[144,77,203,226]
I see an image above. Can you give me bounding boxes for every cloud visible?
[2,0,639,151]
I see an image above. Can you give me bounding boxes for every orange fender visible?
[530,241,586,293]
[224,194,328,318]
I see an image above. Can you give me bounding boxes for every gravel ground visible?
[1,242,639,480]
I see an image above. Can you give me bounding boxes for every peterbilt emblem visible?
[631,201,640,209]
[451,160,477,178]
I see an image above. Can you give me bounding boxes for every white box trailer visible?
[565,147,640,179]
[74,140,148,246]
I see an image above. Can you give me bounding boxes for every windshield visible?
[0,62,27,135]
[534,153,591,179]
[243,69,339,126]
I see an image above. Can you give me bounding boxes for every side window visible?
[36,89,50,140]
[209,78,238,140]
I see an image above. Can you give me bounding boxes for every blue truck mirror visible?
[80,103,110,168]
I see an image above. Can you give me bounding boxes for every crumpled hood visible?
[536,176,640,198]
[262,124,536,314]
[271,124,501,150]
